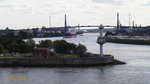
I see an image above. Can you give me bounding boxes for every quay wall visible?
[0,56,114,67]
[106,38,150,45]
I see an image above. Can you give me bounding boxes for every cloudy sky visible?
[0,0,150,29]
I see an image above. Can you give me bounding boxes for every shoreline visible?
[106,38,150,45]
[0,57,126,67]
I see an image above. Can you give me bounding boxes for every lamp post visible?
[97,24,106,57]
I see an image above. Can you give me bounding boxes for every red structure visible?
[33,48,50,58]
[63,35,76,38]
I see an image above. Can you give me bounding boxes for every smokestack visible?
[78,24,80,30]
[64,14,67,32]
[117,12,120,29]
[132,21,134,27]
[135,24,137,28]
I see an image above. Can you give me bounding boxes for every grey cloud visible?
[0,0,10,8]
[83,10,99,15]
[0,5,12,8]
[0,0,6,2]
[92,0,124,5]
[141,2,150,6]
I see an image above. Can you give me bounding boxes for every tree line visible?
[0,38,87,56]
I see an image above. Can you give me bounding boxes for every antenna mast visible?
[49,16,51,28]
[129,14,131,27]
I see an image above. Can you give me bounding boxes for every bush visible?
[0,44,4,54]
[0,38,35,54]
[76,44,87,55]
[19,42,30,54]
[39,40,53,50]
[26,38,35,52]
[0,37,87,56]
[53,40,70,54]
[67,43,77,54]
[53,40,87,55]
[9,40,19,53]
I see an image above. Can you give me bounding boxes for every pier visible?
[0,24,126,67]
[0,56,115,67]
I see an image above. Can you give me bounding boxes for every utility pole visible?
[129,14,131,27]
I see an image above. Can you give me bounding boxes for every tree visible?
[53,40,80,54]
[67,43,77,54]
[26,38,35,52]
[0,44,4,54]
[53,40,69,53]
[18,30,29,39]
[0,38,23,53]
[39,40,53,50]
[76,44,87,55]
[9,40,19,54]
[19,42,30,55]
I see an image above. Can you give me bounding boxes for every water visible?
[1,33,150,84]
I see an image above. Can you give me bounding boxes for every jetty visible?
[0,54,125,67]
[0,24,125,67]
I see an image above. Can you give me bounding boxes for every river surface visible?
[1,33,150,84]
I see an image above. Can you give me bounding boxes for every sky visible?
[0,0,150,29]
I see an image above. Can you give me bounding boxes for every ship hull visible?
[63,34,76,38]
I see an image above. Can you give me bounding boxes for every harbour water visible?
[1,33,150,84]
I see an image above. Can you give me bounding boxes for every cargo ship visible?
[63,27,77,38]
[63,14,77,38]
[63,34,77,38]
